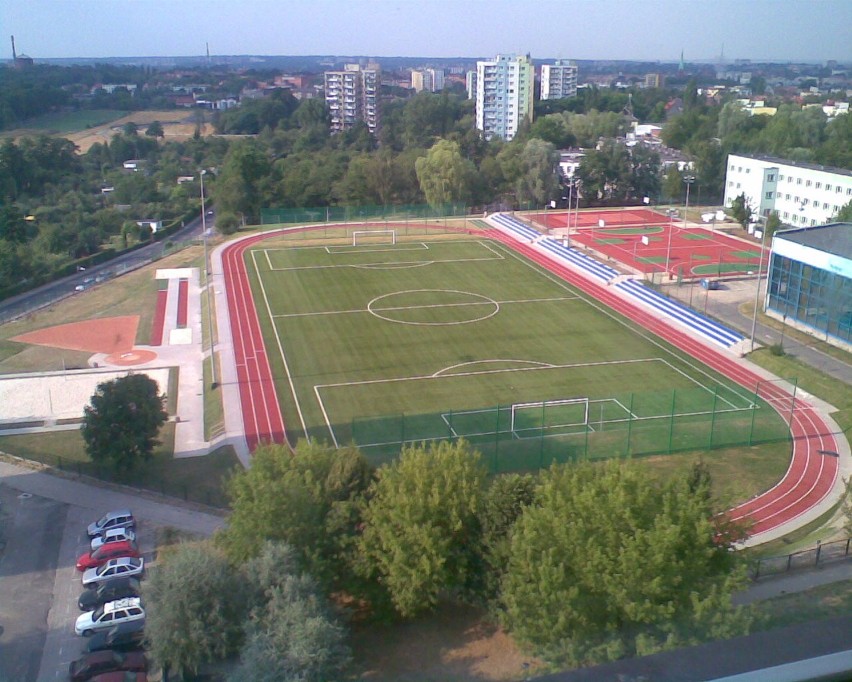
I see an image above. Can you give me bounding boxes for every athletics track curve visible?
[219,225,840,540]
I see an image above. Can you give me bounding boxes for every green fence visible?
[260,202,541,226]
[348,381,797,473]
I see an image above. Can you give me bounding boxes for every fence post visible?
[625,392,634,458]
[846,538,851,557]
[749,381,760,446]
[493,404,500,472]
[815,541,822,566]
[668,389,676,453]
[754,559,761,580]
[786,553,793,572]
[709,385,719,447]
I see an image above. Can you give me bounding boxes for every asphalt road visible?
[0,484,67,682]
[0,213,208,325]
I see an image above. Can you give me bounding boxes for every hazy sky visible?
[3,0,851,63]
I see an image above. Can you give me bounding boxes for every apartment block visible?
[540,60,578,100]
[474,54,534,141]
[411,68,445,93]
[324,63,381,135]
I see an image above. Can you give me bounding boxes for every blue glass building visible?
[766,223,852,347]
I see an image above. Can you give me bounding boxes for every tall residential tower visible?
[540,60,578,100]
[324,63,381,135]
[474,54,534,141]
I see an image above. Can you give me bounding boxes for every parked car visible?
[87,510,135,538]
[82,557,144,588]
[78,577,141,611]
[76,541,139,572]
[69,650,147,682]
[75,598,145,636]
[85,622,145,654]
[91,527,136,551]
[87,672,147,682]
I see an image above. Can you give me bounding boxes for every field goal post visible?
[510,398,590,437]
[353,229,396,246]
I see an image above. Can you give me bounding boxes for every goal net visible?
[353,230,396,246]
[510,398,590,437]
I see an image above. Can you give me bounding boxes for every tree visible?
[145,120,164,139]
[414,139,476,209]
[729,193,753,230]
[662,166,684,203]
[765,211,782,239]
[143,542,246,678]
[214,140,272,223]
[513,138,560,206]
[576,140,632,203]
[358,440,487,618]
[81,374,168,472]
[833,200,852,223]
[500,461,751,667]
[229,542,351,682]
[217,441,370,590]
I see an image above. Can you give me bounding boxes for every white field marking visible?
[250,250,309,436]
[367,289,500,326]
[490,240,757,407]
[270,295,576,320]
[265,249,273,271]
[439,413,460,438]
[261,239,504,272]
[313,384,339,448]
[325,243,430,255]
[433,358,556,377]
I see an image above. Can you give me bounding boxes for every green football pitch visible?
[245,232,789,470]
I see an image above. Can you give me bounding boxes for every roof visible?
[729,152,852,178]
[774,222,852,260]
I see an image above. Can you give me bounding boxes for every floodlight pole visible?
[665,210,674,279]
[749,223,769,352]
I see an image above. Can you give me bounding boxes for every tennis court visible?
[529,209,769,279]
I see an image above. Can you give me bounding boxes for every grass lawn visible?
[2,109,128,135]
[755,578,852,630]
[0,427,239,508]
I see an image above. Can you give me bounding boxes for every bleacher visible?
[491,213,618,282]
[490,212,745,350]
[616,279,743,348]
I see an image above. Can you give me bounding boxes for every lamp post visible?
[664,209,674,279]
[749,222,769,352]
[683,174,695,231]
[200,170,218,388]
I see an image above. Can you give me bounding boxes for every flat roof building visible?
[324,63,381,135]
[541,60,579,100]
[474,54,534,141]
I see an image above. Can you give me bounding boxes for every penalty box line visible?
[259,239,506,272]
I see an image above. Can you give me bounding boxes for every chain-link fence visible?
[347,380,796,472]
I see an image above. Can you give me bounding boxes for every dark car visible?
[69,650,147,682]
[84,622,145,654]
[87,672,147,682]
[79,578,141,611]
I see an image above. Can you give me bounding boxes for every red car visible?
[76,541,140,572]
[70,650,147,682]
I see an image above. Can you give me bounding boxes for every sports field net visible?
[348,380,797,472]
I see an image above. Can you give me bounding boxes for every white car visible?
[90,527,137,551]
[87,510,135,538]
[82,557,145,588]
[75,597,145,636]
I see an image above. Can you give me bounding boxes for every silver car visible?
[82,557,145,588]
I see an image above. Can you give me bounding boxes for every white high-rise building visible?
[324,63,381,135]
[474,54,534,141]
[411,68,445,93]
[540,60,578,100]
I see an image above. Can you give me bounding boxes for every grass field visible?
[245,232,790,471]
[0,109,129,136]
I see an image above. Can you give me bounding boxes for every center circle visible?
[367,289,500,326]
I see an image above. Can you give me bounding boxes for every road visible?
[0,212,210,325]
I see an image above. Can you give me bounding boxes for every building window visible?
[746,168,751,174]
[811,219,816,226]
[806,180,812,187]
[736,183,741,189]
[783,212,789,219]
[787,176,793,182]
[802,199,809,206]
[785,193,791,200]
[824,202,829,209]
[847,188,852,196]
[738,166,742,172]
[826,184,832,191]
[815,182,822,189]
[797,178,802,185]
[766,192,773,199]
[837,186,844,193]
[767,174,775,181]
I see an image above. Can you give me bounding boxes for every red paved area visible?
[11,316,139,354]
[105,349,158,366]
[151,290,167,346]
[530,210,769,279]
[177,279,188,328]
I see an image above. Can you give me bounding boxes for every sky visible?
[3,0,851,63]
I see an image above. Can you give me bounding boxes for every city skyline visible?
[3,0,851,64]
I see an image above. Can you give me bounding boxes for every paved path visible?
[735,557,852,605]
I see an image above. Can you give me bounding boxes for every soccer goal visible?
[353,230,396,246]
[510,398,590,437]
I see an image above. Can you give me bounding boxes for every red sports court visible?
[529,208,770,280]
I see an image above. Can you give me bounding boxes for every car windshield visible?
[92,605,105,620]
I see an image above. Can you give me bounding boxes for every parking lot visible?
[0,459,225,681]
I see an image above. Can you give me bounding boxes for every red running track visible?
[221,233,287,452]
[220,225,839,539]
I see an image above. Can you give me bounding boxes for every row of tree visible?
[141,439,752,677]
